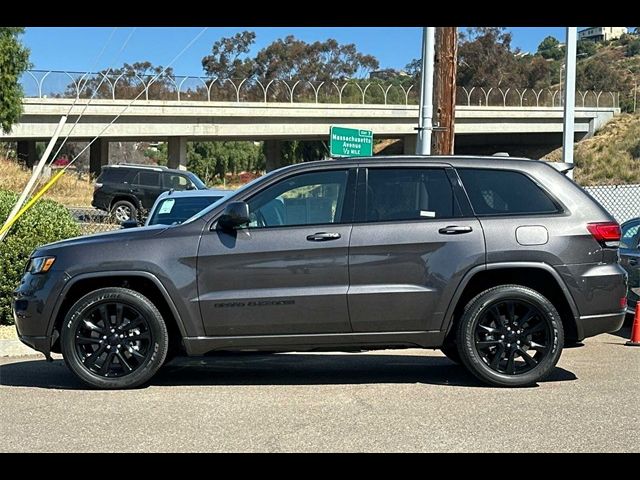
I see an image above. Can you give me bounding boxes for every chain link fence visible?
[582,184,640,224]
[68,206,149,235]
[68,207,121,235]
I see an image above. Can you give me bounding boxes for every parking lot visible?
[1,326,638,453]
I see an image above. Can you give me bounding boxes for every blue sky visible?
[22,27,571,76]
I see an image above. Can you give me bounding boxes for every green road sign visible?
[329,126,373,157]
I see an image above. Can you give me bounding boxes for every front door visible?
[197,168,356,336]
[348,166,485,332]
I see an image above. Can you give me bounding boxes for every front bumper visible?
[13,270,67,356]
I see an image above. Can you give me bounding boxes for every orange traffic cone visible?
[626,302,640,347]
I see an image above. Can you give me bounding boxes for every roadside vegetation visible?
[544,113,640,185]
[0,157,94,206]
[0,188,80,325]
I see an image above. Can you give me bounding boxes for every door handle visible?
[438,225,473,235]
[630,259,638,266]
[306,232,342,241]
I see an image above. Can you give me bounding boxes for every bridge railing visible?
[19,70,620,108]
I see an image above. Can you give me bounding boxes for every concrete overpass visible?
[1,98,618,173]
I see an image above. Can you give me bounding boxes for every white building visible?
[578,27,628,42]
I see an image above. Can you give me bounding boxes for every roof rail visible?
[109,163,167,171]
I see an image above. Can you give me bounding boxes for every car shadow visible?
[609,325,633,340]
[0,352,577,390]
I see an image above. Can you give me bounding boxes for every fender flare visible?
[47,270,188,339]
[442,262,580,337]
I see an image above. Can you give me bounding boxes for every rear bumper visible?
[91,191,110,211]
[577,311,626,340]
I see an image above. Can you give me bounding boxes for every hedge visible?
[0,189,80,325]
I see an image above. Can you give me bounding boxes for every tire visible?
[111,200,137,223]
[456,285,564,388]
[440,342,462,364]
[61,287,168,389]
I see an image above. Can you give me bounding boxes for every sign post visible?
[329,126,373,157]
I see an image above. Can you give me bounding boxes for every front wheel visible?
[456,285,564,387]
[61,287,168,389]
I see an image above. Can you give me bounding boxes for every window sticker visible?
[420,210,436,218]
[158,199,175,214]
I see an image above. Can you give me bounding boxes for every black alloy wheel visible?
[473,299,552,375]
[456,285,564,387]
[61,287,168,389]
[73,301,153,378]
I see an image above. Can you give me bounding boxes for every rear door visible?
[347,166,485,332]
[131,170,164,208]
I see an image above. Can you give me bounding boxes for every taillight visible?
[587,222,621,248]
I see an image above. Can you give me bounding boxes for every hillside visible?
[0,158,94,206]
[544,113,640,185]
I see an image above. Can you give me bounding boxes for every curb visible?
[0,339,38,357]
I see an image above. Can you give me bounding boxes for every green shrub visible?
[627,39,640,57]
[0,189,80,325]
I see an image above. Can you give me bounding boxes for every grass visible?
[0,158,95,207]
[544,113,640,185]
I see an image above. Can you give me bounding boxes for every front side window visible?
[247,170,349,228]
[458,168,559,216]
[164,173,191,190]
[621,221,640,249]
[364,168,458,222]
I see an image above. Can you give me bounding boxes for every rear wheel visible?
[111,200,137,223]
[61,287,168,389]
[456,285,564,387]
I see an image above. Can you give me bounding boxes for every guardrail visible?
[20,70,619,108]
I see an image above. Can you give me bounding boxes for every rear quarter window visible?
[458,168,560,216]
[98,168,134,183]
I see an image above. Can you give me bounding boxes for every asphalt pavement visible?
[1,327,638,452]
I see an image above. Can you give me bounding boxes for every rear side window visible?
[98,168,133,183]
[458,169,559,216]
[365,168,459,222]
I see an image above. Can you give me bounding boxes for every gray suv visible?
[13,156,627,389]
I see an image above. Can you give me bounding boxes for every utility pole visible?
[416,27,436,155]
[432,27,457,155]
[562,27,577,178]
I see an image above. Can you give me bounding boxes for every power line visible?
[59,27,209,175]
[46,28,137,170]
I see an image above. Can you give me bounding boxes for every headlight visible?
[27,256,56,274]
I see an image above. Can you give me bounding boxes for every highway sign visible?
[329,126,373,157]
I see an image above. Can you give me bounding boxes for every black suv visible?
[14,156,626,389]
[92,164,207,222]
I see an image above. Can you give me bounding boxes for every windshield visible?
[147,196,223,226]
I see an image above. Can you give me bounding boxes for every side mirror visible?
[121,219,139,229]
[218,201,250,230]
